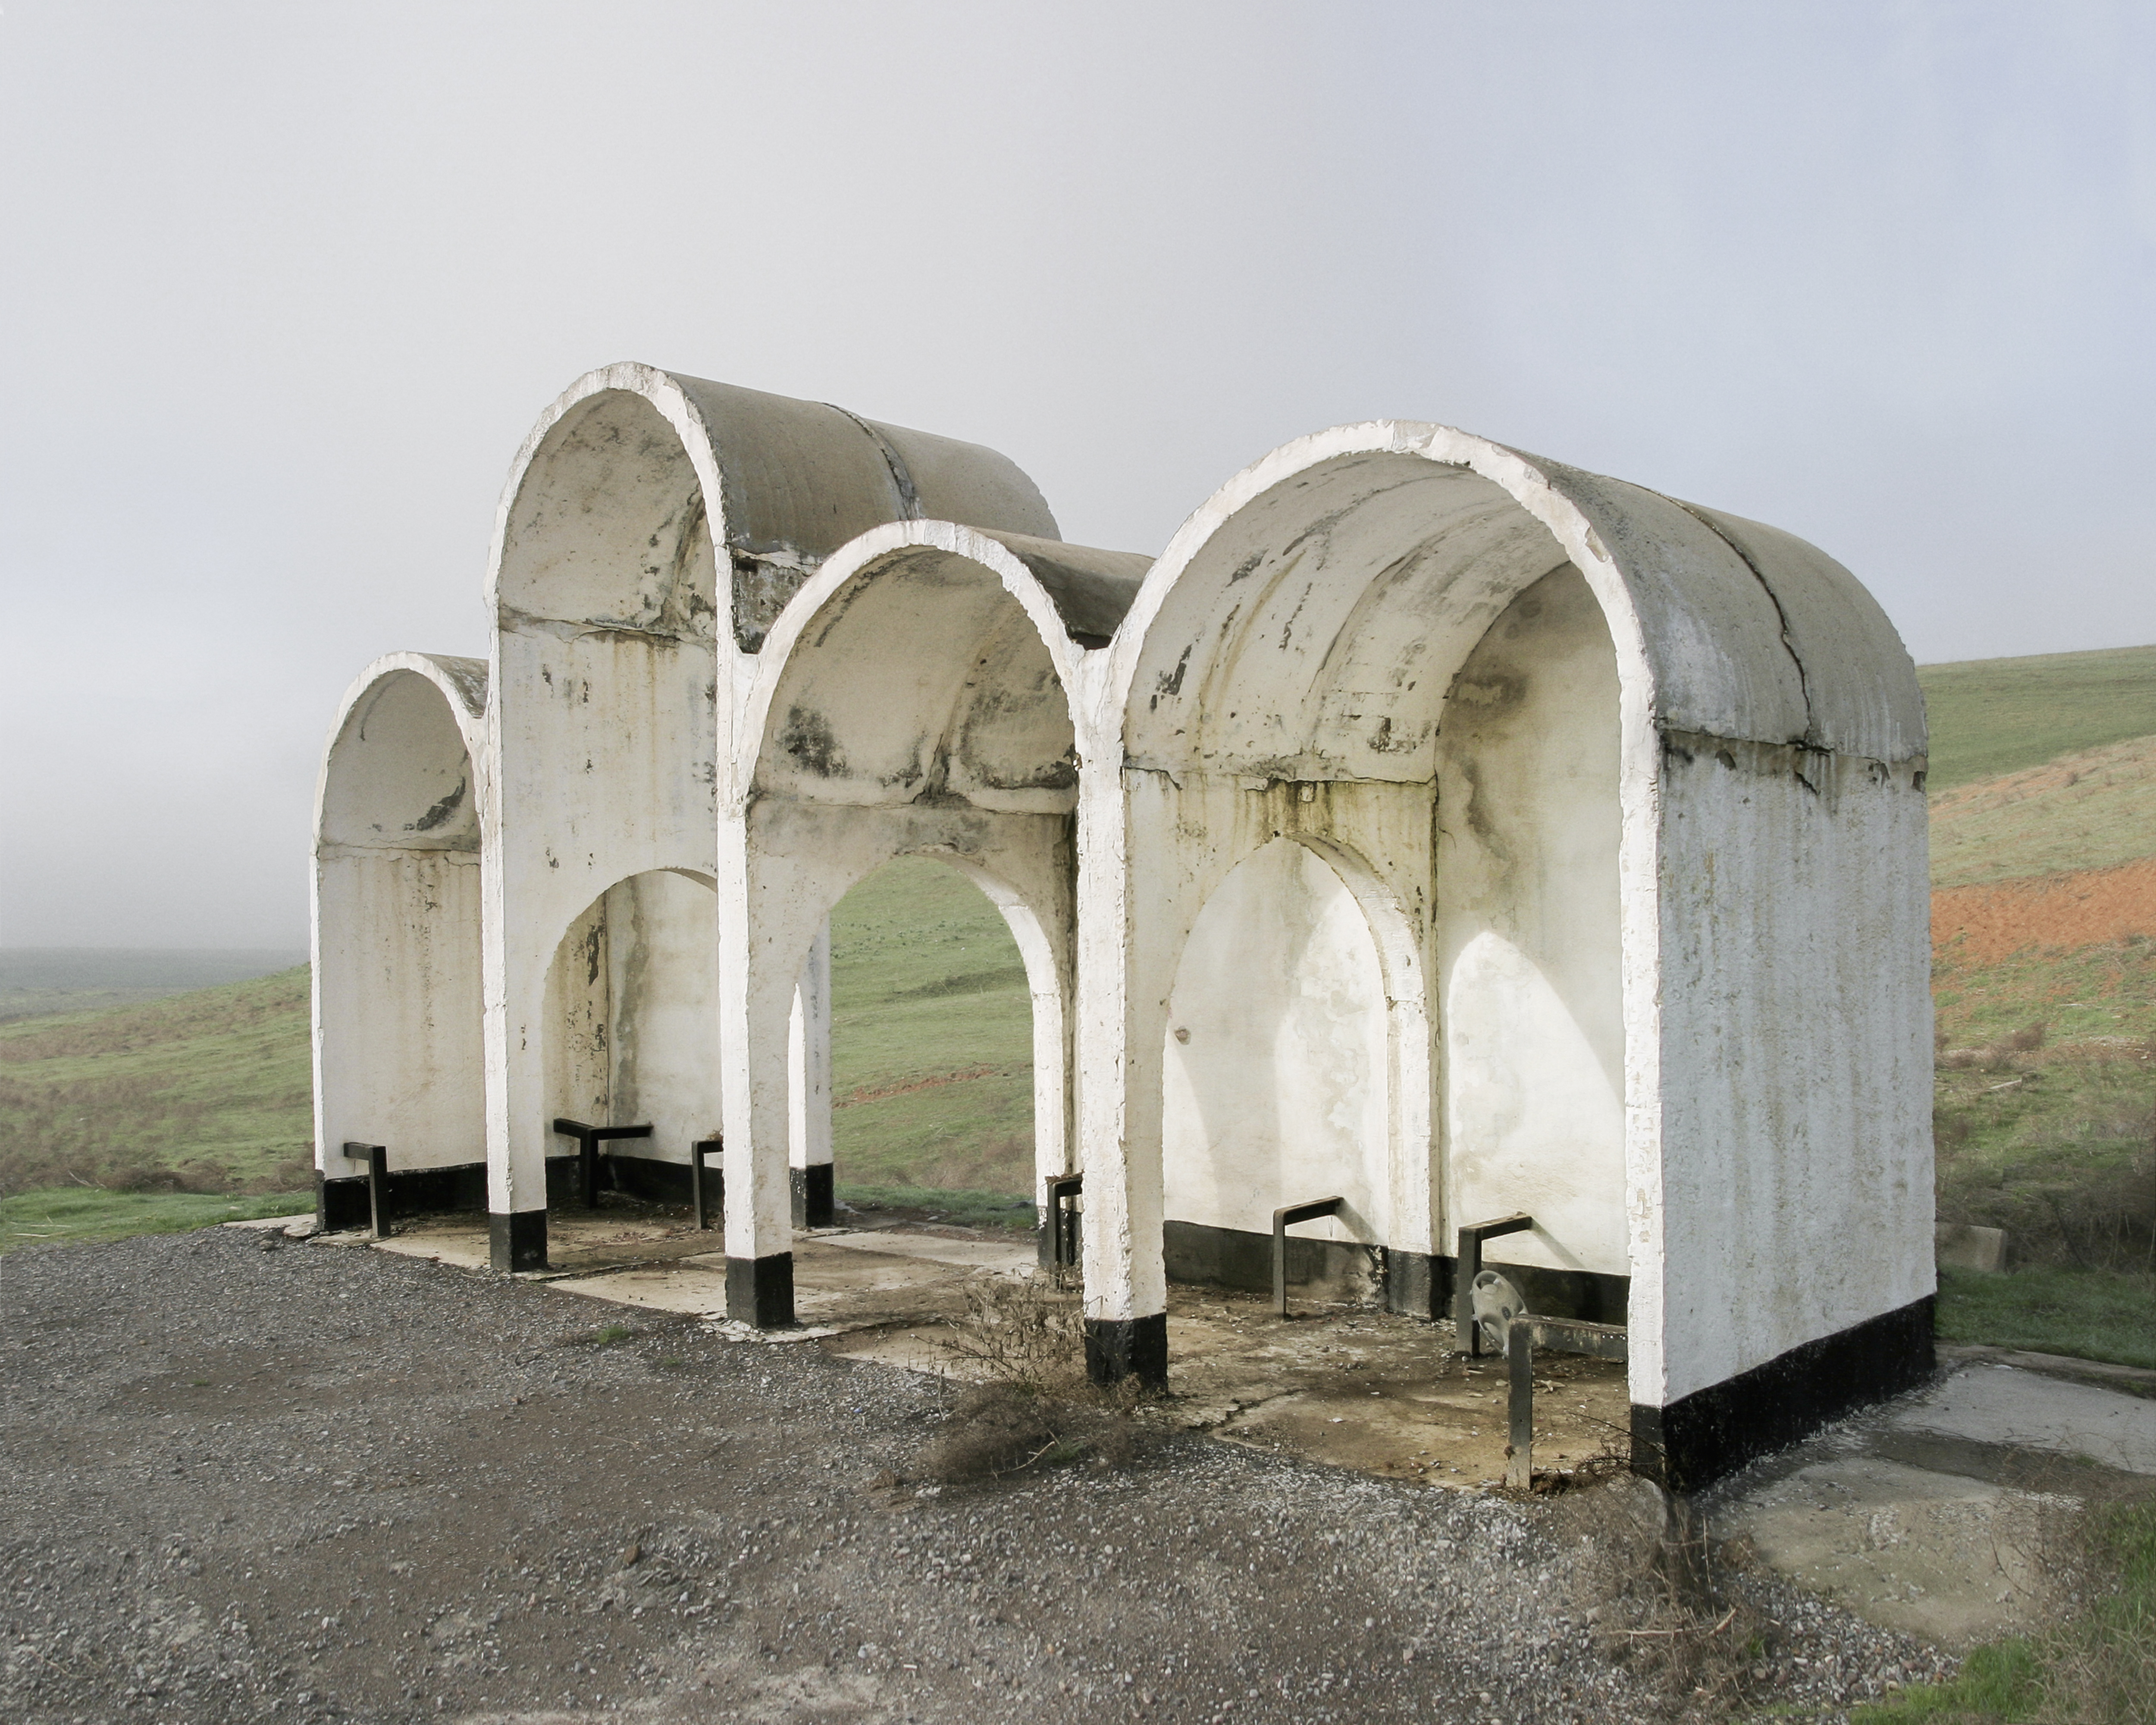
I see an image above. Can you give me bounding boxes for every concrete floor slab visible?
[1161,1289,1630,1489]
[814,1229,1035,1272]
[1892,1363,2156,1474]
[1719,1455,2076,1650]
[547,1261,731,1318]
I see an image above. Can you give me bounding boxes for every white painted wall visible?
[1435,566,1628,1280]
[536,869,724,1175]
[603,870,724,1153]
[1649,741,1934,1404]
[1163,838,1390,1242]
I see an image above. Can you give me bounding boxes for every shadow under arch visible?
[311,652,489,1229]
[536,866,725,1208]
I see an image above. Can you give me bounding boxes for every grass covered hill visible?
[1915,641,2156,791]
[0,968,313,1198]
[1915,646,2156,1320]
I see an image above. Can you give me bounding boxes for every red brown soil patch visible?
[838,1062,1000,1108]
[1932,856,2156,964]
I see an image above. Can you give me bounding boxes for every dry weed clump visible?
[908,1274,1152,1484]
[1550,1477,1769,1716]
[1939,1019,2049,1072]
[937,1270,1088,1395]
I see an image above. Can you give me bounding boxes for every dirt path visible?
[2,1229,1941,1724]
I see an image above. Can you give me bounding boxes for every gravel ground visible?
[1,1227,1951,1724]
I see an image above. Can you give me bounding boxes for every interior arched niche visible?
[758,546,1080,816]
[542,869,723,1195]
[1435,564,1628,1288]
[495,389,717,637]
[314,666,485,1173]
[1162,839,1391,1298]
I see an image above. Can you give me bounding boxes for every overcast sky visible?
[3,1,2151,949]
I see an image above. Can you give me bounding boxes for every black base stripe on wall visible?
[1084,1313,1169,1388]
[727,1253,795,1327]
[489,1208,548,1273]
[317,1163,488,1232]
[791,1164,835,1229]
[1630,1294,1936,1493]
[1162,1222,1629,1326]
[318,1151,723,1229]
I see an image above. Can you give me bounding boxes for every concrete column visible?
[787,919,834,1228]
[1073,766,1170,1385]
[482,859,553,1273]
[715,818,801,1327]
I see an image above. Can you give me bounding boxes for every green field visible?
[0,1188,313,1253]
[0,967,314,1200]
[827,857,1036,1196]
[1928,734,2156,888]
[0,858,1038,1250]
[1915,642,2156,791]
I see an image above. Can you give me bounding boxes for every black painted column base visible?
[1084,1313,1168,1388]
[727,1253,796,1328]
[1630,1295,1936,1493]
[790,1164,834,1230]
[489,1209,548,1273]
[315,1168,370,1234]
[1385,1248,1447,1321]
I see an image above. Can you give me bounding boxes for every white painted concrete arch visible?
[722,520,1150,1280]
[312,652,489,1186]
[311,368,1932,1487]
[1082,420,1930,1430]
[480,372,1065,1267]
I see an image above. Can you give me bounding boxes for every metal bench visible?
[343,1141,390,1239]
[549,1119,654,1209]
[691,1137,723,1231]
[1272,1195,1346,1317]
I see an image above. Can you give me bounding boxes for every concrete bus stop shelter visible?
[313,364,1933,1492]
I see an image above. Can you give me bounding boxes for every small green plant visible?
[1857,1496,2156,1725]
[1854,1640,2043,1723]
